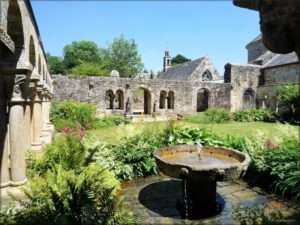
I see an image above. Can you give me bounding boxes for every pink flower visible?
[264,139,277,149]
[63,127,72,135]
[78,129,85,139]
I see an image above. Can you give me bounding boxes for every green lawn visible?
[87,120,299,145]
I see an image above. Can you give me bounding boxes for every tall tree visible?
[63,41,102,70]
[171,54,191,65]
[102,35,144,77]
[46,53,66,75]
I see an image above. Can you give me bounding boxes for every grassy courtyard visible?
[2,102,299,224]
[88,120,299,145]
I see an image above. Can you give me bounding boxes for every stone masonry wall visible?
[226,64,261,112]
[53,75,231,117]
[256,63,300,111]
[264,64,300,85]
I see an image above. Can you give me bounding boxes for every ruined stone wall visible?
[256,63,300,111]
[53,75,231,116]
[225,64,261,112]
[264,64,300,85]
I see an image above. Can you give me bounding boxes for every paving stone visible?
[120,176,299,224]
[231,189,257,199]
[217,182,231,187]
[218,184,245,196]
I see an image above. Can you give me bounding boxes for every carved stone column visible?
[41,88,49,132]
[0,79,10,188]
[31,84,43,150]
[23,82,35,151]
[9,74,28,186]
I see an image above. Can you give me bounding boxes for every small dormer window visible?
[202,70,212,81]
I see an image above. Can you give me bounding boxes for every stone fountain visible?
[153,142,251,219]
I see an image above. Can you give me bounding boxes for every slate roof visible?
[159,57,204,80]
[252,50,277,65]
[263,52,298,68]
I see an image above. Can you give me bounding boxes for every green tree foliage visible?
[171,54,191,65]
[277,84,300,121]
[277,84,300,105]
[102,35,144,77]
[70,62,109,77]
[46,53,66,75]
[63,41,102,70]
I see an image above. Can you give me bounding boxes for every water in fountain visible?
[196,139,203,160]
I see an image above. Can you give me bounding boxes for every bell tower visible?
[163,50,171,72]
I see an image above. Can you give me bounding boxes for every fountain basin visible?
[153,145,251,219]
[154,145,251,182]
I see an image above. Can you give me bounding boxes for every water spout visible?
[196,139,203,160]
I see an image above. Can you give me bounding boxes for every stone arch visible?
[132,87,152,115]
[201,70,212,81]
[29,36,36,67]
[3,0,24,59]
[197,88,210,112]
[105,90,114,109]
[159,90,167,109]
[167,91,175,109]
[243,88,256,109]
[115,89,124,110]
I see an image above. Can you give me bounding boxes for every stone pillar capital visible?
[10,74,26,103]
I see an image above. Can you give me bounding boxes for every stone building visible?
[0,0,53,188]
[53,36,299,118]
[225,34,299,112]
[160,52,221,83]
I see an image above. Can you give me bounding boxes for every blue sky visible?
[31,1,260,75]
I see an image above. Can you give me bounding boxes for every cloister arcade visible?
[0,0,53,188]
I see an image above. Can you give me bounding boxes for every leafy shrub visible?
[2,134,137,225]
[167,127,223,146]
[250,139,300,199]
[234,109,277,122]
[203,108,231,123]
[277,84,300,123]
[51,100,97,131]
[95,116,130,128]
[232,205,285,225]
[94,130,164,180]
[186,108,231,124]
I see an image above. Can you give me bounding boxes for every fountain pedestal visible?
[177,179,220,219]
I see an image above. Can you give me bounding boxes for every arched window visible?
[243,88,256,109]
[167,91,175,109]
[115,90,124,110]
[105,90,114,109]
[197,89,210,112]
[159,91,167,109]
[201,70,212,81]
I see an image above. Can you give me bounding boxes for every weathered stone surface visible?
[53,75,232,116]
